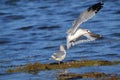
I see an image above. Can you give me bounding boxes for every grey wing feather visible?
[73,39,92,46]
[72,33,102,46]
[70,10,96,34]
[52,51,65,58]
[72,33,96,46]
[67,2,103,34]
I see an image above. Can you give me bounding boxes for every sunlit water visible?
[0,0,120,80]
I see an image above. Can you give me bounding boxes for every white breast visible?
[68,29,87,41]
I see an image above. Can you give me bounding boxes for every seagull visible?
[50,45,66,65]
[66,2,103,49]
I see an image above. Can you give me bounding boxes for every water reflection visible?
[56,69,68,75]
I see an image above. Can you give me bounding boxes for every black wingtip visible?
[88,2,104,13]
[89,33,103,39]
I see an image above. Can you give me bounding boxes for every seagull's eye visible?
[87,30,90,32]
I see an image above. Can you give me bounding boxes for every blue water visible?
[0,0,120,80]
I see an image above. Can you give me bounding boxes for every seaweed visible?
[6,60,120,74]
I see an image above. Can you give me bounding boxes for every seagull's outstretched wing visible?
[71,32,102,46]
[67,2,103,34]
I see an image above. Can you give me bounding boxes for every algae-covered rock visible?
[58,72,120,80]
[6,60,120,73]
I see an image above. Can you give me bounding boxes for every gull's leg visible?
[58,61,60,65]
[58,61,62,68]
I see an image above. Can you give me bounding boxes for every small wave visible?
[0,64,23,68]
[15,26,33,31]
[0,12,8,16]
[90,20,100,23]
[13,48,26,51]
[0,38,11,45]
[18,41,34,45]
[52,37,65,41]
[0,40,11,45]
[92,54,120,59]
[39,6,50,9]
[110,44,120,49]
[4,15,26,21]
[14,41,34,45]
[5,0,20,6]
[42,46,56,50]
[111,33,120,37]
[42,35,52,39]
[26,55,42,58]
[37,25,60,30]
[0,73,8,76]
[114,11,120,14]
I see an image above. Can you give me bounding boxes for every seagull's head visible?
[84,29,91,33]
[60,45,65,51]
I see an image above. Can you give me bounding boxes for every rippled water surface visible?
[0,0,120,80]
